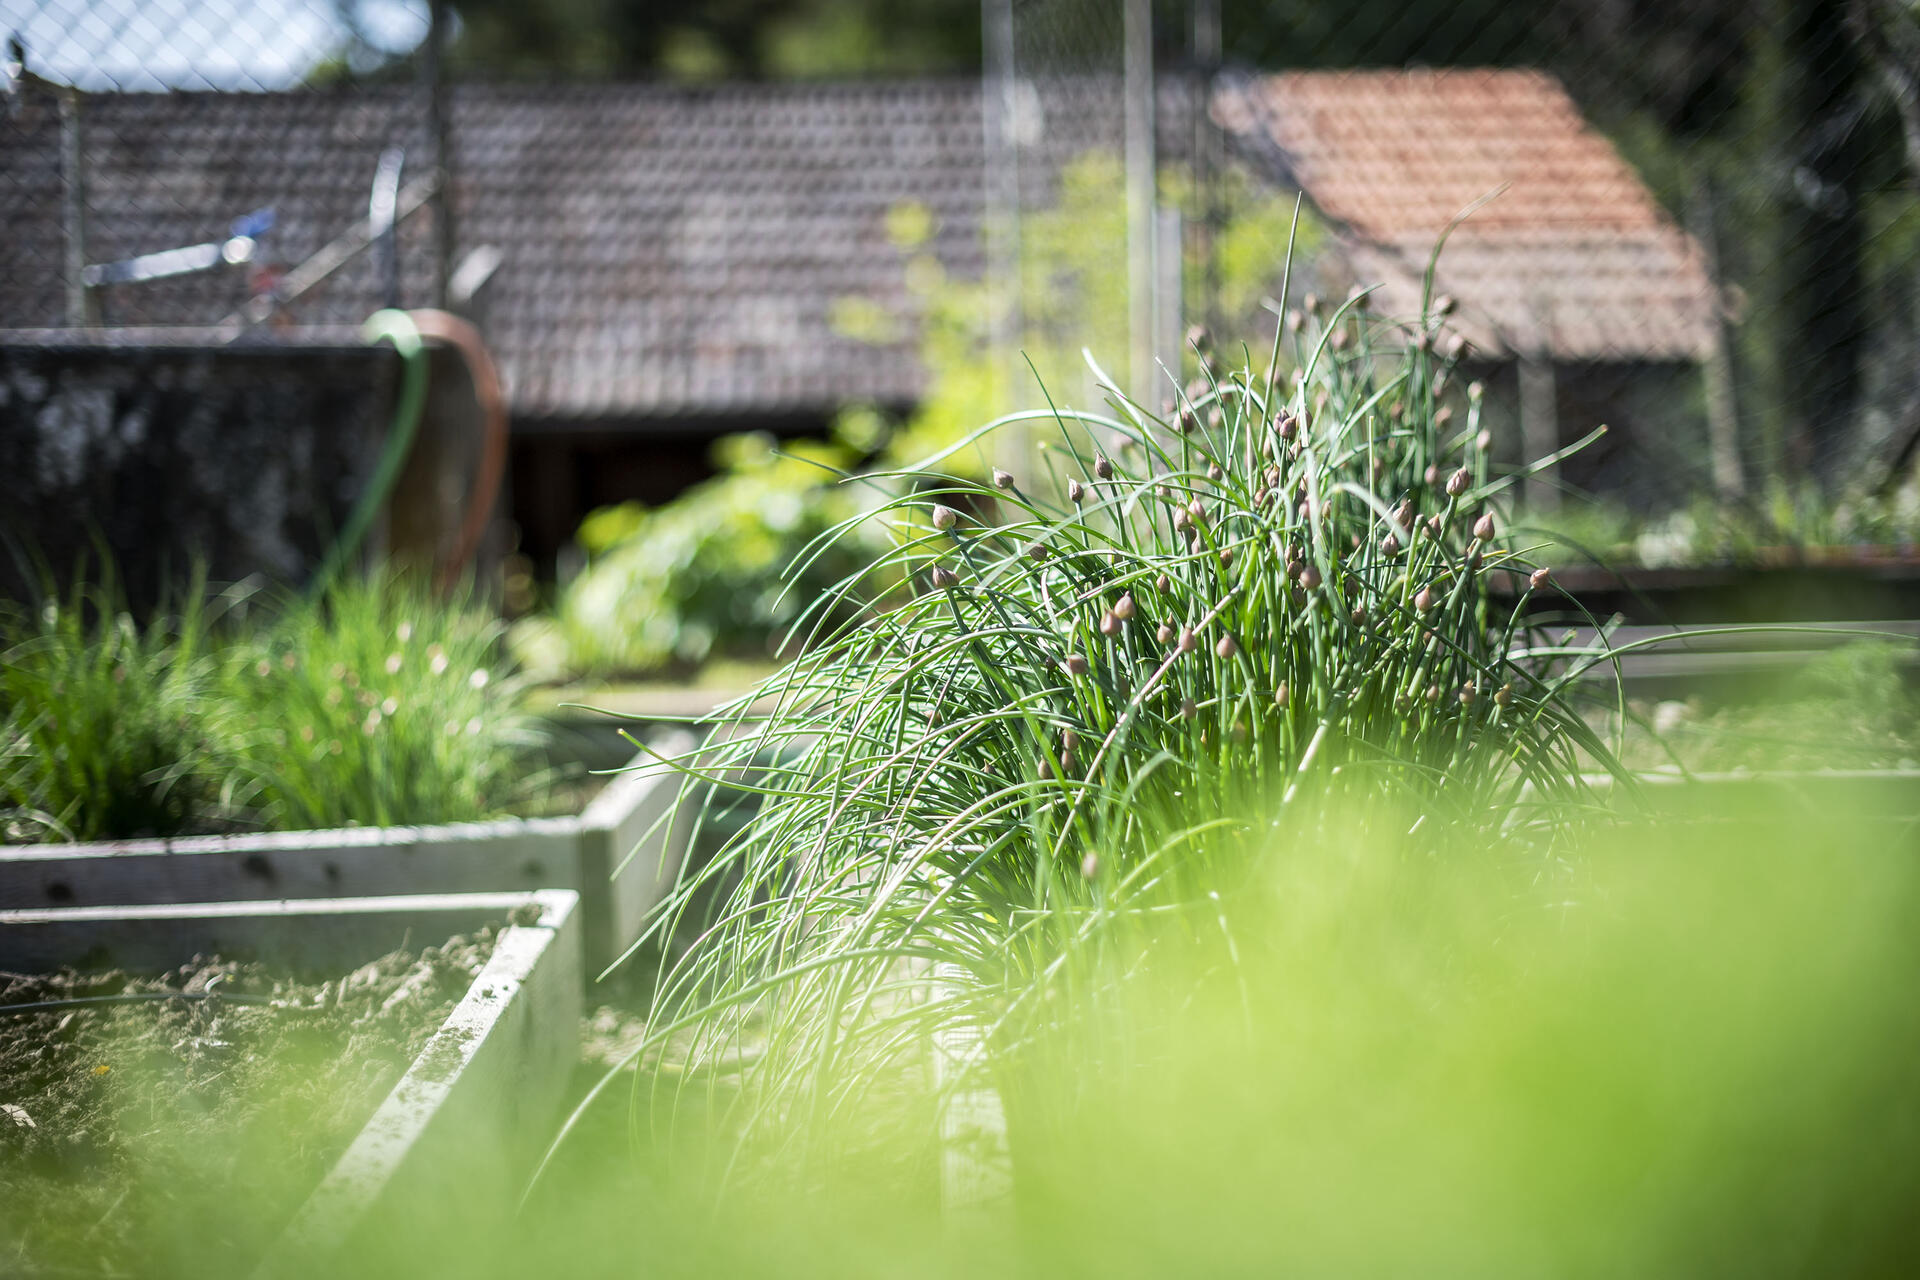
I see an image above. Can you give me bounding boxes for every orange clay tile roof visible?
[1215,69,1719,361]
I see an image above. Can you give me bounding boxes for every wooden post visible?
[1123,0,1156,407]
[1519,352,1561,513]
[1687,168,1745,500]
[58,85,94,327]
[422,0,454,310]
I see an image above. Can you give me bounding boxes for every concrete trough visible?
[0,889,583,1278]
[0,734,694,975]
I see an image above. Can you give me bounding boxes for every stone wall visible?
[0,337,398,608]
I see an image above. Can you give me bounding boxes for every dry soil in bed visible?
[0,928,500,1279]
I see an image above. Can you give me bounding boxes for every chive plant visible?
[212,572,544,832]
[0,570,218,842]
[608,288,1624,1187]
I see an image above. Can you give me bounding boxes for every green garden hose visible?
[305,308,430,601]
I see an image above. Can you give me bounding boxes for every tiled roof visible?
[0,80,1012,419]
[1215,69,1718,360]
[0,72,1707,424]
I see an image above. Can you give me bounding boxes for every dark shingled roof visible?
[1,80,1006,419]
[2,73,1704,423]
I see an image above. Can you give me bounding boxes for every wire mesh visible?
[1,0,442,333]
[993,0,1920,524]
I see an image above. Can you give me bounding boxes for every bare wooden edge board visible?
[0,890,582,1278]
[0,730,695,974]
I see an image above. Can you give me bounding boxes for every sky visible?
[0,0,429,90]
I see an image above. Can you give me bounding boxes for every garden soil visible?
[0,928,500,1279]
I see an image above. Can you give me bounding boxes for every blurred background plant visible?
[1612,639,1920,772]
[0,568,220,843]
[508,432,892,681]
[1532,479,1920,570]
[1,567,545,843]
[215,572,543,832]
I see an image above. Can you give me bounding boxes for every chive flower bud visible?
[1038,760,1053,781]
[1064,654,1090,676]
[1061,727,1079,751]
[1286,308,1304,333]
[1219,547,1234,568]
[1350,605,1367,626]
[1180,697,1199,721]
[1424,464,1442,488]
[1414,585,1436,612]
[1157,622,1176,645]
[1530,567,1553,591]
[1029,542,1051,561]
[1274,681,1290,707]
[1099,611,1120,637]
[1434,294,1457,316]
[1446,467,1470,497]
[930,565,959,589]
[1061,749,1077,775]
[1215,634,1238,659]
[1381,535,1401,557]
[1178,626,1198,654]
[1299,564,1322,590]
[1172,507,1192,532]
[1081,851,1100,879]
[1435,407,1454,428]
[1208,461,1224,482]
[1155,573,1171,593]
[1276,413,1297,442]
[993,468,1015,491]
[1459,682,1478,706]
[1068,479,1085,504]
[1426,515,1444,539]
[1424,683,1441,704]
[1494,682,1514,707]
[1094,455,1114,480]
[1188,497,1207,525]
[932,504,959,532]
[1113,593,1136,620]
[1473,512,1496,542]
[1177,406,1198,433]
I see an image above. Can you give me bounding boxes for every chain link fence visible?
[1,0,449,333]
[988,0,1920,537]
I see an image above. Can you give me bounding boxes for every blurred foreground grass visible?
[492,795,1920,1279]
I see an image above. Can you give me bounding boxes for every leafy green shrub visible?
[607,292,1619,1183]
[0,573,218,842]
[510,433,889,680]
[214,573,541,832]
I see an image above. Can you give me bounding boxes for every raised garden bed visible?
[1507,558,1920,625]
[0,889,580,1278]
[1,736,690,975]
